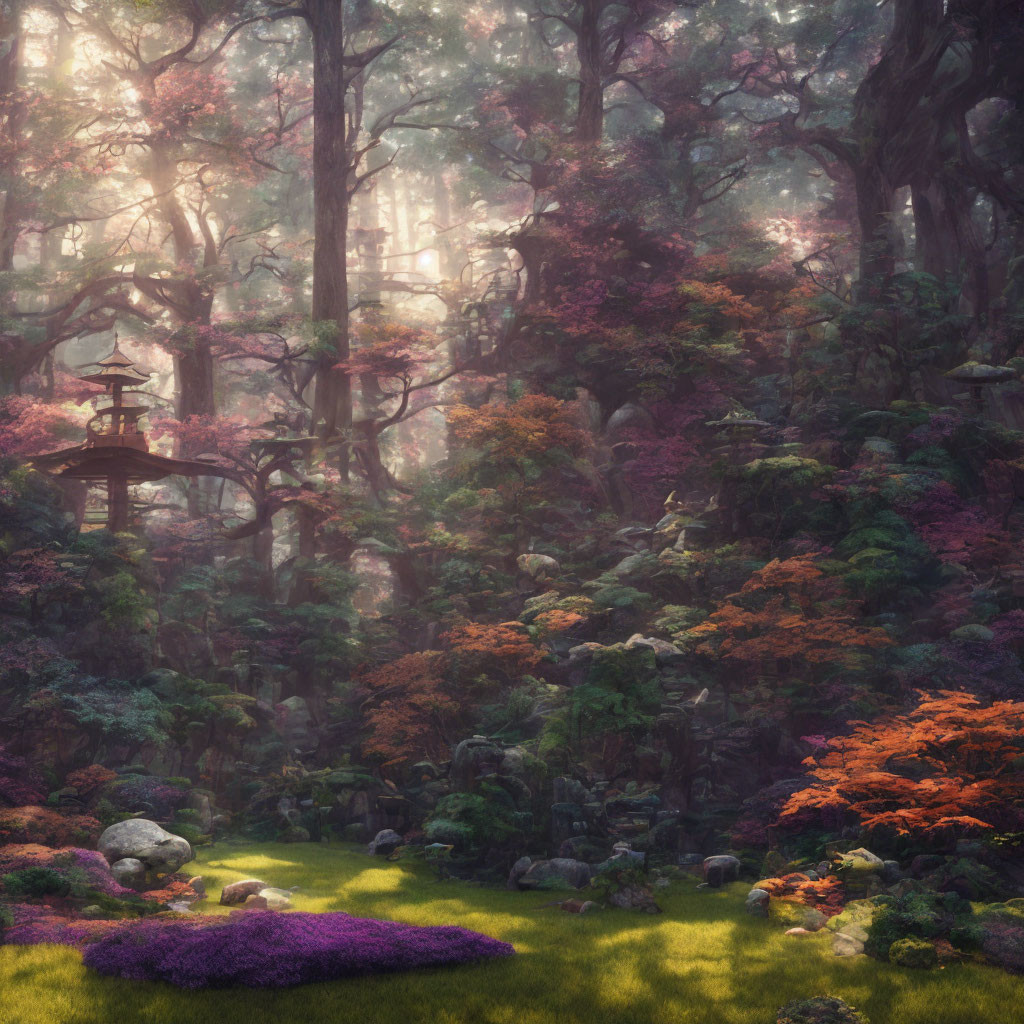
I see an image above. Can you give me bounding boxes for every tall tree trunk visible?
[307,0,351,469]
[0,0,24,286]
[853,165,900,300]
[575,0,604,144]
[145,137,218,426]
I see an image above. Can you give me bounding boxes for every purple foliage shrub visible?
[82,910,514,988]
[982,919,1024,973]
[0,845,132,898]
[110,776,187,817]
[3,909,122,948]
[0,745,43,807]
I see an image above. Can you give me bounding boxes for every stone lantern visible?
[944,362,1016,415]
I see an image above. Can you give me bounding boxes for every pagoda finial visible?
[98,334,135,369]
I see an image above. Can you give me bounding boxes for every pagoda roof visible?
[79,367,150,388]
[98,341,135,368]
[28,445,242,485]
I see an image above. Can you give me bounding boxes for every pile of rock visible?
[220,878,297,911]
[97,819,193,889]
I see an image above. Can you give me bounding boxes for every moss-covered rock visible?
[888,937,938,968]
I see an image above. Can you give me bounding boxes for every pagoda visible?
[31,340,233,531]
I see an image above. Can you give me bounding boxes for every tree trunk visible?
[575,0,604,144]
[307,0,352,466]
[0,0,24,285]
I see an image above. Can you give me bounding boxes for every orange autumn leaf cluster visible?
[359,652,457,764]
[65,765,117,794]
[690,554,892,666]
[359,622,543,765]
[0,806,101,846]
[448,395,589,461]
[441,621,543,673]
[755,872,845,917]
[533,609,586,638]
[779,691,1024,838]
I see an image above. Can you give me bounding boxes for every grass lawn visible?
[1,841,1021,1024]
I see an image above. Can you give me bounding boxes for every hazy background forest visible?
[1,0,1024,1017]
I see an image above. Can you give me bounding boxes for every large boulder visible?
[97,819,192,875]
[624,634,686,666]
[836,847,885,898]
[517,858,592,891]
[451,736,504,789]
[517,553,560,581]
[507,856,533,890]
[703,855,741,887]
[367,829,403,856]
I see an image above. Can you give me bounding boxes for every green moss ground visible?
[0,842,1020,1024]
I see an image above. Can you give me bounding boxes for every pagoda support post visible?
[107,475,130,532]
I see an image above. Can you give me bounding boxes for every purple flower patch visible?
[82,910,514,988]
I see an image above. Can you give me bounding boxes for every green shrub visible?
[950,922,985,951]
[168,822,209,847]
[776,996,869,1024]
[2,867,71,899]
[864,892,944,958]
[424,787,519,853]
[888,937,938,969]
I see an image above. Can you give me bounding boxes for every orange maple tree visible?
[359,652,458,765]
[447,395,589,462]
[778,691,1024,841]
[689,553,892,667]
[441,621,542,678]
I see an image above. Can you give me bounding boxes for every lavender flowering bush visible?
[0,845,133,899]
[82,910,514,989]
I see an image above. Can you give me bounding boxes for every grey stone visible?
[517,553,560,580]
[367,828,403,856]
[278,824,310,843]
[518,858,592,891]
[98,819,192,874]
[499,746,529,776]
[745,888,770,917]
[186,792,213,832]
[452,736,503,787]
[258,887,293,910]
[703,854,741,887]
[110,857,146,887]
[881,859,903,883]
[220,878,271,906]
[832,932,865,956]
[624,634,685,665]
[842,848,884,870]
[608,885,661,913]
[507,856,532,889]
[797,907,828,932]
[567,642,606,662]
[274,695,315,751]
